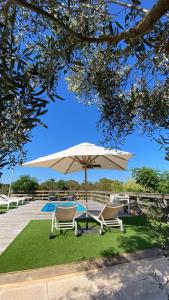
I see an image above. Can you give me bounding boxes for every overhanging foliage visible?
[0,0,169,173]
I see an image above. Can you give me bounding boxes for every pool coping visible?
[0,247,162,286]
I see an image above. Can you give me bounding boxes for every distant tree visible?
[0,183,10,195]
[12,175,39,193]
[132,167,160,192]
[80,181,94,191]
[66,180,80,190]
[0,0,169,173]
[111,180,124,192]
[56,180,68,190]
[94,178,113,191]
[39,178,57,190]
[157,172,169,194]
[94,178,124,191]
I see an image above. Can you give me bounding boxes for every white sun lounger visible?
[110,194,130,214]
[0,194,31,205]
[88,204,124,235]
[0,197,10,210]
[0,196,21,210]
[0,194,25,205]
[50,206,79,238]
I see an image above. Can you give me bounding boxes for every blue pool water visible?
[41,201,86,213]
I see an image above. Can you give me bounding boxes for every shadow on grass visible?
[49,232,62,239]
[78,221,98,233]
[50,216,154,241]
[100,248,120,258]
[49,218,99,239]
[77,216,158,260]
[121,215,149,226]
[100,235,156,258]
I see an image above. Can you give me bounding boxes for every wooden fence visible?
[12,190,111,202]
[12,190,169,206]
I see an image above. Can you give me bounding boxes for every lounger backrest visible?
[55,206,76,221]
[0,195,8,201]
[0,194,8,200]
[99,204,123,220]
[110,194,129,204]
[0,196,6,202]
[110,194,119,202]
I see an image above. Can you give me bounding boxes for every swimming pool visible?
[41,201,86,213]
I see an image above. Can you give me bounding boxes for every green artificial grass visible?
[0,216,159,273]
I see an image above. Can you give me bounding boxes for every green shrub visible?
[12,175,39,193]
[123,180,145,192]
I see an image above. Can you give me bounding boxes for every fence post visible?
[136,195,140,206]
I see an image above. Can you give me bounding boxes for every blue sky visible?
[2,76,168,184]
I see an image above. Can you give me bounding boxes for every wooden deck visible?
[0,200,104,255]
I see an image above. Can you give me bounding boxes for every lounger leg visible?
[119,220,123,232]
[49,221,54,239]
[86,211,88,230]
[75,220,77,231]
[51,216,55,234]
[99,223,104,235]
[51,221,54,234]
[74,221,78,235]
[75,220,79,236]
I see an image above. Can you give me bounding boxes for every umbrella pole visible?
[8,167,15,198]
[84,167,88,229]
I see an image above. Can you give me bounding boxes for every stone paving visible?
[0,200,104,254]
[0,256,168,300]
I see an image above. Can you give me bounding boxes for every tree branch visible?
[12,0,169,46]
[3,0,12,29]
[82,0,169,44]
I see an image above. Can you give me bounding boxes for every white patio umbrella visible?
[23,142,133,228]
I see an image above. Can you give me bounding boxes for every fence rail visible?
[12,190,169,205]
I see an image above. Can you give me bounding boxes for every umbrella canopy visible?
[23,142,133,229]
[23,142,133,173]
